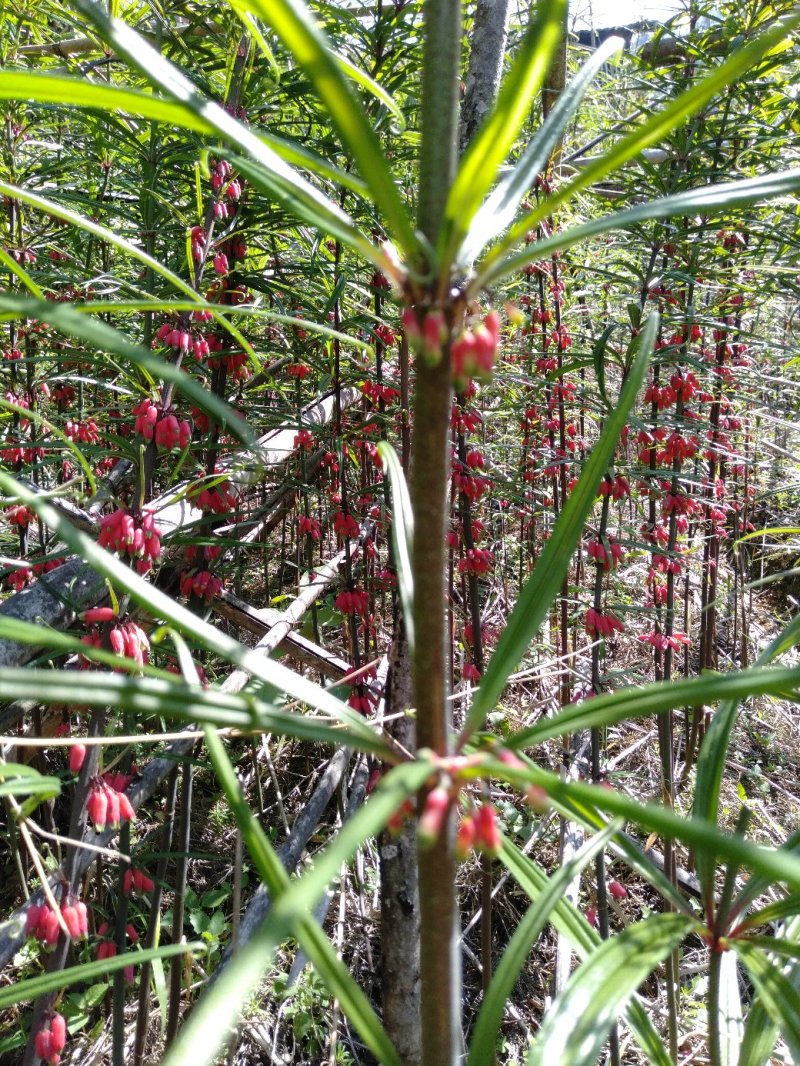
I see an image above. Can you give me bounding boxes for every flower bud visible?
[69,744,86,773]
[417,786,451,848]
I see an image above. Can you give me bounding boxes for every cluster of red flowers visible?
[95,922,138,983]
[333,510,359,539]
[98,509,161,572]
[293,428,315,451]
[64,418,100,444]
[451,309,501,388]
[298,514,321,541]
[585,607,624,639]
[193,477,237,514]
[26,898,87,946]
[81,614,150,669]
[334,587,369,616]
[34,1013,67,1065]
[86,775,136,832]
[123,867,155,895]
[455,803,501,859]
[586,538,623,570]
[180,569,223,601]
[458,547,493,576]
[598,474,630,500]
[5,503,33,528]
[132,397,191,451]
[638,631,691,652]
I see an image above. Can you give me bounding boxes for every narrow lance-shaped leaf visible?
[163,726,415,1066]
[479,8,800,276]
[739,916,800,1066]
[500,841,673,1066]
[0,669,390,755]
[458,33,624,269]
[0,764,61,801]
[0,472,385,750]
[377,442,414,656]
[527,914,696,1066]
[481,757,800,893]
[0,243,44,298]
[460,313,657,745]
[506,663,800,749]
[441,0,568,266]
[0,943,203,1010]
[231,0,416,252]
[694,611,800,899]
[476,166,800,291]
[733,939,800,1065]
[69,0,384,267]
[468,822,620,1066]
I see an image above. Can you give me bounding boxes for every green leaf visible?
[483,757,800,894]
[228,0,282,80]
[224,0,417,255]
[0,243,44,299]
[477,166,800,290]
[441,0,568,265]
[733,939,800,1064]
[162,726,412,1066]
[68,0,382,267]
[694,614,800,900]
[0,669,388,756]
[739,917,800,1066]
[507,664,800,750]
[500,841,673,1066]
[0,293,254,449]
[0,473,385,754]
[480,9,800,279]
[460,313,657,744]
[376,442,414,656]
[527,914,695,1066]
[469,822,619,1066]
[458,33,624,269]
[0,764,61,800]
[0,943,203,1009]
[333,48,407,133]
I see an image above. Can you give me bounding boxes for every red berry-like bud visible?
[474,803,501,856]
[608,879,628,901]
[69,744,86,773]
[418,786,451,848]
[61,904,81,939]
[455,815,477,860]
[41,906,61,946]
[34,1029,52,1061]
[87,786,108,830]
[118,791,135,823]
[106,787,121,828]
[49,1012,67,1053]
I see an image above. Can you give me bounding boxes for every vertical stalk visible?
[413,2,462,1062]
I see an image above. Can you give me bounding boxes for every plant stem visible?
[413,2,462,1060]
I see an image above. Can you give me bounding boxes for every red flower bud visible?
[69,744,86,773]
[418,786,451,848]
